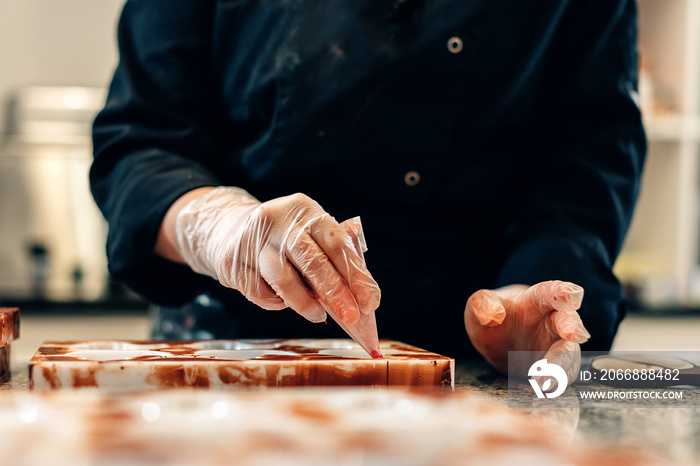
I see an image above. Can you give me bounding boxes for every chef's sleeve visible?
[495,0,646,350]
[90,1,221,305]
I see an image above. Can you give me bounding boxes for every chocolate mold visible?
[0,308,19,380]
[318,348,376,359]
[303,339,360,349]
[0,345,9,381]
[193,350,300,360]
[70,341,169,351]
[66,350,175,361]
[0,308,19,347]
[189,340,284,350]
[29,339,454,391]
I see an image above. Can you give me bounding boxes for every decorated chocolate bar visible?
[0,345,9,381]
[0,308,19,347]
[29,339,454,391]
[0,308,19,380]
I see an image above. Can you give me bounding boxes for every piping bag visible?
[313,217,382,359]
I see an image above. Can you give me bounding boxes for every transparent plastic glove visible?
[175,187,381,326]
[464,280,589,379]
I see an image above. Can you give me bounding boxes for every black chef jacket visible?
[91,0,646,358]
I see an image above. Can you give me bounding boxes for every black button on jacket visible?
[91,0,646,357]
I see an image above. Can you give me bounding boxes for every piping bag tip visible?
[315,217,381,357]
[321,302,381,358]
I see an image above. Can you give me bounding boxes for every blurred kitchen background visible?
[0,1,699,350]
[0,0,128,309]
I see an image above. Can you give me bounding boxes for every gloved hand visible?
[464,281,589,381]
[175,187,381,325]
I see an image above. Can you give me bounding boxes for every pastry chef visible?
[90,0,645,372]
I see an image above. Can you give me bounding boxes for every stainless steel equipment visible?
[0,86,109,301]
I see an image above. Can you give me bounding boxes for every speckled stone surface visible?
[454,360,700,464]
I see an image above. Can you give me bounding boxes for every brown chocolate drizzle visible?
[38,346,72,356]
[41,365,62,389]
[71,367,98,388]
[217,366,243,385]
[145,364,211,388]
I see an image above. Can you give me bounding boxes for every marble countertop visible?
[456,360,700,464]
